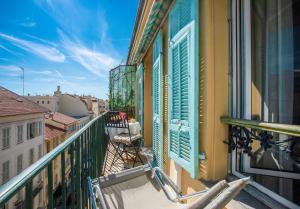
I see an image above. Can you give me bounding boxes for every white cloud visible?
[0,65,22,72]
[0,44,20,56]
[20,21,36,28]
[72,76,86,80]
[54,69,63,78]
[58,30,119,77]
[34,0,121,76]
[18,17,37,28]
[0,33,65,62]
[33,70,53,75]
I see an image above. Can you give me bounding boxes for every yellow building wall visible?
[198,0,229,181]
[136,0,229,200]
[142,46,153,147]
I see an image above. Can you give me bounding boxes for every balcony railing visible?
[0,113,109,209]
[221,116,300,156]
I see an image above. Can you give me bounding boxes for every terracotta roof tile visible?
[45,124,65,140]
[0,87,49,117]
[45,112,77,125]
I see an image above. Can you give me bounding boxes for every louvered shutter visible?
[168,0,198,178]
[137,64,144,133]
[152,31,163,168]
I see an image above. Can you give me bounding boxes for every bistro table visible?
[105,120,141,141]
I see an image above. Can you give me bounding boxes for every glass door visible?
[231,0,300,207]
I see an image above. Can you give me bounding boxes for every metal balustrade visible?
[0,113,109,209]
[221,117,300,156]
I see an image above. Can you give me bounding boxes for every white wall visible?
[27,96,58,112]
[0,114,45,209]
[58,94,89,117]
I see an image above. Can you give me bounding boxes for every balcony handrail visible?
[221,116,300,137]
[0,111,109,208]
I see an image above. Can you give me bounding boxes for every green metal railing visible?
[0,113,109,209]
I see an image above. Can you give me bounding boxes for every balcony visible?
[0,114,109,209]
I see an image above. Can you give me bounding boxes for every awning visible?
[132,0,173,64]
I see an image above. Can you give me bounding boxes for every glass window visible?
[2,128,10,149]
[17,125,23,144]
[17,154,23,174]
[2,161,9,183]
[27,122,41,139]
[250,0,300,124]
[235,0,300,206]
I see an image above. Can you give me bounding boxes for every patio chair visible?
[103,111,144,173]
[87,164,250,209]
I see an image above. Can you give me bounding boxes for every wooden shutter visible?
[168,0,199,178]
[137,64,144,133]
[152,31,164,168]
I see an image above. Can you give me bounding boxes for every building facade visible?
[128,0,300,208]
[0,87,48,209]
[27,86,94,128]
[44,124,71,208]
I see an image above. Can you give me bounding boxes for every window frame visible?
[229,0,300,208]
[2,127,10,150]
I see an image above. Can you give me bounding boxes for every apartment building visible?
[45,112,78,137]
[0,87,48,209]
[127,0,300,208]
[27,86,94,128]
[43,112,77,208]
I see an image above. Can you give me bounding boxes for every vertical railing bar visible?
[25,180,33,209]
[61,151,66,209]
[48,163,53,209]
[88,126,91,176]
[80,134,85,209]
[70,143,75,209]
[92,122,96,178]
[76,137,81,209]
[95,119,100,176]
[83,129,88,206]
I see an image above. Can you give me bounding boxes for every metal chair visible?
[103,111,143,173]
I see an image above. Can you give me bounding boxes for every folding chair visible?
[103,111,144,173]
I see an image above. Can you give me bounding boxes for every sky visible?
[0,0,138,99]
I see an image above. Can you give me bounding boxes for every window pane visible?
[242,0,300,206]
[251,0,300,124]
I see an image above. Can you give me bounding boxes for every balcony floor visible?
[102,143,146,176]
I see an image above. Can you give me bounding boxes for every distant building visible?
[0,87,48,209]
[45,112,78,137]
[27,86,94,128]
[43,112,78,207]
[44,124,71,208]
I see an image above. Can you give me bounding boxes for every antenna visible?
[19,67,24,96]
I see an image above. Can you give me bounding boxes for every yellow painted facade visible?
[130,0,230,199]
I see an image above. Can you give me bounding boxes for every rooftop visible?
[45,112,77,125]
[45,124,65,140]
[0,86,49,117]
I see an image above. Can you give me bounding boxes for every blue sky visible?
[0,0,138,99]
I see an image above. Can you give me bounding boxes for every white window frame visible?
[17,125,23,144]
[230,0,300,208]
[2,160,9,183]
[2,127,10,150]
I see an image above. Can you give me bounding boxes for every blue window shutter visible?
[152,31,164,168]
[138,64,144,134]
[168,0,199,178]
